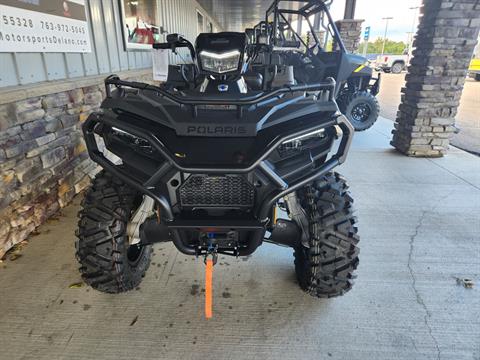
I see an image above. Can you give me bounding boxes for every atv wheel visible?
[391,62,404,74]
[342,91,380,131]
[293,172,359,298]
[76,171,152,293]
[475,74,480,81]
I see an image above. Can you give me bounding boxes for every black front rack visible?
[104,75,336,106]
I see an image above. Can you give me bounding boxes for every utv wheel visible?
[391,62,404,74]
[76,171,152,293]
[342,91,380,132]
[293,172,359,298]
[475,74,480,81]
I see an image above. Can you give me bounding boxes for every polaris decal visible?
[187,125,246,135]
[176,124,256,137]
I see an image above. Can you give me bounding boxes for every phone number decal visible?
[0,4,91,53]
[2,15,86,35]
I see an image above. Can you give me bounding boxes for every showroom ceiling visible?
[197,0,274,31]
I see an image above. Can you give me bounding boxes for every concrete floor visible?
[377,72,480,154]
[0,118,479,360]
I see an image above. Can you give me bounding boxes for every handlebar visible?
[153,35,196,61]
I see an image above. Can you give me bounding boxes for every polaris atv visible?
[246,0,381,131]
[76,0,360,302]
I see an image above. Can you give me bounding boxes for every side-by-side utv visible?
[246,0,380,131]
[76,0,360,304]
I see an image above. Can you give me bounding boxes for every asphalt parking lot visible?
[376,72,480,155]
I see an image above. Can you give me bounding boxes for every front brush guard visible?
[83,112,353,223]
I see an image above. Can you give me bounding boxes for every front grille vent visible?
[179,175,254,208]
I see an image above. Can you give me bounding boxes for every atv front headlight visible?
[281,129,326,148]
[278,129,326,157]
[199,50,241,74]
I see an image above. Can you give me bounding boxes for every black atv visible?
[76,0,359,303]
[246,0,381,131]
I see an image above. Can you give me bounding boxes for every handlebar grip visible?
[152,41,196,61]
[152,43,172,49]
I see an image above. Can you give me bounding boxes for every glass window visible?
[120,0,161,50]
[197,11,204,34]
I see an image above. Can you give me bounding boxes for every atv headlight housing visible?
[277,129,326,157]
[199,50,241,74]
[195,32,247,76]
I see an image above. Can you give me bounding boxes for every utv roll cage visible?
[264,0,345,53]
[252,21,269,43]
[250,0,381,131]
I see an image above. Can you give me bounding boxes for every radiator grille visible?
[179,175,254,208]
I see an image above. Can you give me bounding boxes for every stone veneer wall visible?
[334,19,364,53]
[0,69,152,258]
[391,0,480,157]
[308,30,326,48]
